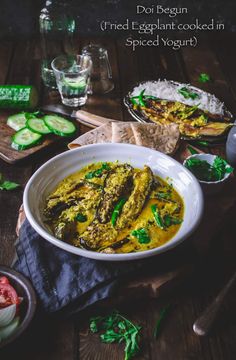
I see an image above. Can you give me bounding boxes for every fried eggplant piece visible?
[135,98,232,139]
[76,221,118,250]
[54,219,77,241]
[53,186,102,241]
[44,198,77,218]
[44,179,103,219]
[198,122,233,136]
[116,165,154,229]
[96,164,133,223]
[147,99,231,123]
[179,122,233,138]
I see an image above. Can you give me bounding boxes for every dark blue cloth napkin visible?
[12,219,151,314]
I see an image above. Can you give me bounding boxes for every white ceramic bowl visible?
[23,144,204,261]
[183,153,231,195]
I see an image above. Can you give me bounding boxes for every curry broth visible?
[44,162,184,253]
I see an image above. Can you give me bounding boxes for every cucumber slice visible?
[12,127,42,150]
[0,316,20,341]
[63,77,87,89]
[26,117,51,134]
[0,316,20,342]
[43,115,76,136]
[7,113,26,131]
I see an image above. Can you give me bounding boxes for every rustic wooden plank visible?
[0,40,14,84]
[210,32,236,107]
[0,39,35,264]
[181,35,236,115]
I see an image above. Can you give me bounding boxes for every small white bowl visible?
[23,143,204,261]
[183,153,231,195]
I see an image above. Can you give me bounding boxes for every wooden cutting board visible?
[0,110,72,164]
[0,110,119,164]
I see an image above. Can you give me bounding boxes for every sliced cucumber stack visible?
[26,117,51,134]
[12,128,42,150]
[9,111,77,151]
[7,113,27,131]
[44,115,76,136]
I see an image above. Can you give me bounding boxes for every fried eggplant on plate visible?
[124,80,234,141]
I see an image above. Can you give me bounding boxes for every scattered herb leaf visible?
[89,311,142,360]
[131,228,150,244]
[198,73,211,83]
[138,89,146,107]
[130,97,139,106]
[178,87,199,100]
[164,215,182,227]
[0,173,20,191]
[75,213,87,222]
[85,163,110,179]
[156,191,172,200]
[154,304,171,339]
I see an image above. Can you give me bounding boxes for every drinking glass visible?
[82,44,114,94]
[51,54,92,107]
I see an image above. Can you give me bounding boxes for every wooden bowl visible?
[0,265,37,349]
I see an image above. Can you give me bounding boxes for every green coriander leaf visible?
[89,316,103,333]
[90,320,99,333]
[0,180,20,191]
[75,213,87,222]
[178,87,199,100]
[89,311,142,360]
[131,228,151,244]
[156,191,171,200]
[85,163,110,179]
[198,73,211,83]
[164,215,182,227]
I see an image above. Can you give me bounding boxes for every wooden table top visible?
[1,33,236,359]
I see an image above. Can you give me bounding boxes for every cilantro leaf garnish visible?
[131,228,150,244]
[89,311,142,360]
[0,173,20,191]
[198,73,211,83]
[75,213,87,222]
[85,163,110,179]
[178,87,199,100]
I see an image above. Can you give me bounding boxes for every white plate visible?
[23,143,204,261]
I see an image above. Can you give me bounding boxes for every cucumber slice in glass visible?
[26,117,51,134]
[11,127,42,150]
[63,77,86,89]
[7,113,27,131]
[43,115,76,136]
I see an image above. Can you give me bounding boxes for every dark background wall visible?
[0,0,235,39]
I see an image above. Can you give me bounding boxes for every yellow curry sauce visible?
[44,162,184,254]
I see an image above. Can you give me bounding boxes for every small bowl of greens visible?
[183,153,233,194]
